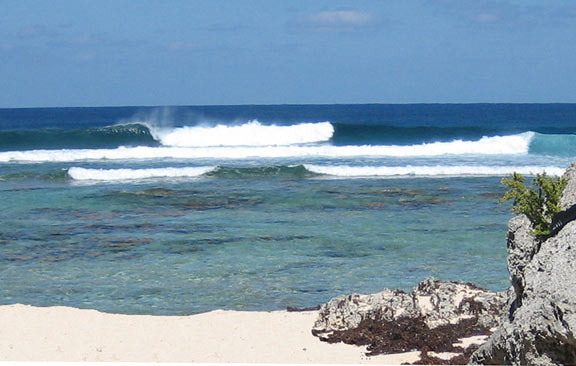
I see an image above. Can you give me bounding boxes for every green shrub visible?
[500,172,567,238]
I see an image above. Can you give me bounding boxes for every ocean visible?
[1,103,575,315]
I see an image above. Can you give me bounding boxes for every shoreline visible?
[0,303,421,364]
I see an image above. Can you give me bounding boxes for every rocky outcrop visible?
[312,279,507,364]
[471,166,576,365]
[313,278,507,334]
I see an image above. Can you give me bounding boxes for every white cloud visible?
[307,10,373,27]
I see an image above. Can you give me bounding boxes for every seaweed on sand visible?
[313,311,490,365]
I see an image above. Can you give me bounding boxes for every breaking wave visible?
[304,164,566,177]
[68,166,216,181]
[152,121,334,147]
[0,132,535,162]
[65,163,565,182]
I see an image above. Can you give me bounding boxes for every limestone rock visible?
[471,166,576,366]
[312,289,415,333]
[414,278,508,330]
[560,164,576,211]
[506,215,539,298]
[312,278,506,335]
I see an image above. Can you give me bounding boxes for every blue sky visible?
[1,0,576,107]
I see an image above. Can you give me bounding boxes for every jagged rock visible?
[506,215,540,298]
[312,278,506,335]
[471,166,576,366]
[415,279,508,330]
[312,289,416,333]
[560,164,576,211]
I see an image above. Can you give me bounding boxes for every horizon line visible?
[2,101,576,110]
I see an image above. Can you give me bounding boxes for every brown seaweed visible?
[314,311,490,364]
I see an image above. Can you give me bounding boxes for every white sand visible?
[0,304,420,364]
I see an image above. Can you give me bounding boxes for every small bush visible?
[500,172,567,238]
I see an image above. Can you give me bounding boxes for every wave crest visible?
[152,120,335,147]
[68,166,216,181]
[0,132,535,162]
[305,164,565,177]
[66,164,566,182]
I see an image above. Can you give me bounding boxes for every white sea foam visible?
[0,132,534,162]
[304,164,565,177]
[67,164,565,181]
[68,166,216,181]
[152,120,335,147]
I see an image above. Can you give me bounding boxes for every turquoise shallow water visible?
[4,103,573,315]
[0,172,511,315]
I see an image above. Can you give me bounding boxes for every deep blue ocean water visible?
[1,104,575,315]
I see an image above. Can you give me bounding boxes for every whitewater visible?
[151,120,335,147]
[0,126,539,162]
[0,120,572,181]
[66,164,566,181]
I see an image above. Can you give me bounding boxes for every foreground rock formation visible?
[470,166,576,365]
[312,278,507,364]
[313,279,506,333]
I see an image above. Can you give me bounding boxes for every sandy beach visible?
[0,304,420,364]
